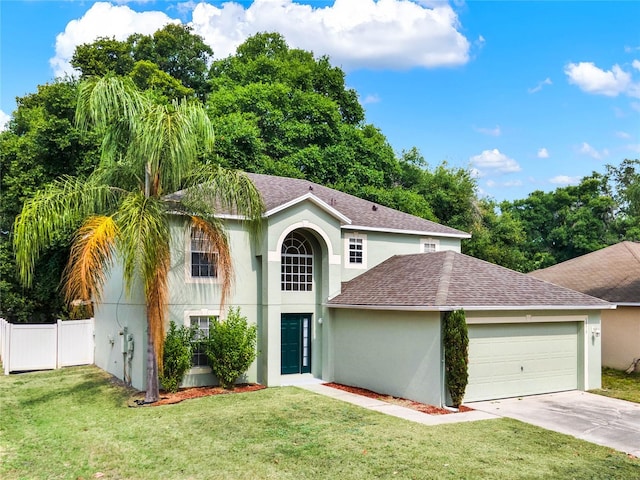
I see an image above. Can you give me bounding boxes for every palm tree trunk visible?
[144,321,160,403]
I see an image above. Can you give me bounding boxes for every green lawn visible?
[0,366,637,480]
[591,367,640,403]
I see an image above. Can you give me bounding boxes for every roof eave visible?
[342,225,471,239]
[326,303,615,311]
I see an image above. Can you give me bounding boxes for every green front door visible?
[281,314,312,374]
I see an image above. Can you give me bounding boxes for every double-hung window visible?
[189,315,217,368]
[344,233,366,269]
[189,229,217,281]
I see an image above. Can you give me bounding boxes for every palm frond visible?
[62,215,118,305]
[115,191,171,297]
[129,99,215,196]
[76,75,148,168]
[190,216,233,308]
[182,166,265,238]
[14,176,121,287]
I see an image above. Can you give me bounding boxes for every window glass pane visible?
[281,232,313,291]
[191,231,217,278]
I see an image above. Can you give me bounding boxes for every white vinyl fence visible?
[0,318,94,375]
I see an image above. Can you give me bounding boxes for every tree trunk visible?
[144,320,160,403]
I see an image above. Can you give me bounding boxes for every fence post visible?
[3,320,11,375]
[56,319,62,369]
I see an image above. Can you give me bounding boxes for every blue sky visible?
[1,0,639,202]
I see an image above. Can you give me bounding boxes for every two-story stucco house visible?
[94,173,612,406]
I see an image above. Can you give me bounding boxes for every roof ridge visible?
[622,241,640,266]
[434,251,455,305]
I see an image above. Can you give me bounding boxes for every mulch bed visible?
[130,383,266,407]
[324,382,473,415]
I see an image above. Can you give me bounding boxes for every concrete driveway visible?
[468,391,640,457]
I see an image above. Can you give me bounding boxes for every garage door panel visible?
[465,323,579,402]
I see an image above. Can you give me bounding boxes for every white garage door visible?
[465,322,579,402]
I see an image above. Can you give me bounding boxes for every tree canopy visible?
[2,27,639,326]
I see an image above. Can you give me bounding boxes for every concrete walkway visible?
[468,391,640,457]
[299,383,498,426]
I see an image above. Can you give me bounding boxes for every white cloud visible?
[528,77,552,94]
[469,148,521,175]
[0,109,10,131]
[473,125,501,136]
[549,175,580,185]
[578,142,609,160]
[50,1,472,78]
[633,59,640,71]
[616,131,631,139]
[485,179,522,188]
[362,93,381,104]
[50,2,179,77]
[537,147,549,158]
[564,61,640,98]
[190,0,471,70]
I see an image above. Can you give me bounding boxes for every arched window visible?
[281,231,313,291]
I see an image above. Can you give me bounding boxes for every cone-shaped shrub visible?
[443,309,468,408]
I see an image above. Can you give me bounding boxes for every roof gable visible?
[529,242,640,304]
[245,173,470,238]
[329,251,612,310]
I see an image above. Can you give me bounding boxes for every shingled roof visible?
[168,173,470,238]
[529,241,640,304]
[328,251,612,311]
[245,173,470,237]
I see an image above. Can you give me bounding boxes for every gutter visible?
[325,303,616,312]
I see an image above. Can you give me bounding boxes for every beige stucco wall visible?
[602,307,640,370]
[331,309,443,406]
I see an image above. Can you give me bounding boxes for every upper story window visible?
[190,229,217,278]
[421,237,439,253]
[345,233,367,269]
[281,231,313,291]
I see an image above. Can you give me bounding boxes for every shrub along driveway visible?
[468,391,640,457]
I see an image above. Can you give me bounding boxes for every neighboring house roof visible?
[328,251,612,311]
[529,241,640,305]
[168,173,470,238]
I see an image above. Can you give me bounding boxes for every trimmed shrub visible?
[443,309,469,408]
[160,321,196,393]
[204,307,257,389]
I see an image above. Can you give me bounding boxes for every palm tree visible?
[13,75,264,403]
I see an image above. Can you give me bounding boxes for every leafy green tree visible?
[503,173,617,269]
[0,79,99,322]
[130,24,213,99]
[72,37,135,77]
[13,75,263,402]
[204,307,258,390]
[463,198,528,271]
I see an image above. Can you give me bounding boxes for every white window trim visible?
[183,309,221,374]
[185,228,222,284]
[344,232,367,269]
[421,237,439,253]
